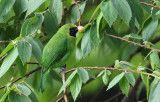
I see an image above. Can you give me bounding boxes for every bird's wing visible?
[42,35,68,70]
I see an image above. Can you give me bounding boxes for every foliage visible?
[1,0,160,102]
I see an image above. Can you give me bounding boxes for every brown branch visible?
[0,54,7,61]
[0,67,41,90]
[62,71,68,102]
[0,40,11,43]
[105,33,160,52]
[140,2,160,9]
[74,0,82,26]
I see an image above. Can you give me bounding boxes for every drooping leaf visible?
[150,51,160,69]
[70,74,82,101]
[13,0,28,17]
[44,11,59,37]
[97,70,105,78]
[107,72,124,90]
[119,76,130,96]
[102,72,109,85]
[71,1,86,24]
[17,40,32,64]
[26,0,45,17]
[49,0,63,24]
[0,0,15,18]
[111,0,132,25]
[8,91,31,102]
[101,1,118,27]
[142,19,158,41]
[129,33,142,39]
[0,48,18,78]
[17,84,32,96]
[25,37,43,63]
[21,13,44,37]
[77,68,89,83]
[125,72,135,86]
[58,70,77,96]
[16,57,27,77]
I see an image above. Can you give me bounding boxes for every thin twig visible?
[74,0,82,26]
[62,71,68,102]
[105,33,160,52]
[0,67,41,90]
[140,2,160,9]
[0,54,7,61]
[0,40,11,43]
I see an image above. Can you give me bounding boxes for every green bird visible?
[40,24,84,92]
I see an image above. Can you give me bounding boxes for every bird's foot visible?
[59,65,66,74]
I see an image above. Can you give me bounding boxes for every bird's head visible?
[69,25,85,37]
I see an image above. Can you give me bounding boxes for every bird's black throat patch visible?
[69,27,78,37]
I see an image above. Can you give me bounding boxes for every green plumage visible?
[40,24,77,92]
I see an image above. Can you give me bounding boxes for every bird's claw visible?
[59,67,66,74]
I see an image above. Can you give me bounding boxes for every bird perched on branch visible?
[39,24,85,92]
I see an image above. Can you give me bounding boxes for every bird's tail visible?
[39,68,47,93]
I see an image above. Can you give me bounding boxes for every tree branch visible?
[0,67,41,90]
[105,33,160,52]
[74,0,82,26]
[0,54,7,62]
[62,71,68,102]
[140,2,160,9]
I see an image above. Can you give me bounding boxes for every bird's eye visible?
[69,27,78,37]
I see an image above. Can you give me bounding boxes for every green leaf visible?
[149,79,160,102]
[0,0,16,18]
[77,68,89,83]
[142,19,158,41]
[107,72,124,90]
[44,11,59,37]
[101,1,118,27]
[125,72,135,86]
[8,91,31,102]
[71,1,86,24]
[17,40,32,64]
[102,72,109,85]
[17,84,31,96]
[0,37,21,57]
[13,0,28,17]
[63,0,73,10]
[58,70,77,96]
[96,11,103,39]
[26,0,45,17]
[111,0,132,25]
[97,70,105,77]
[119,76,130,96]
[70,74,82,101]
[25,37,43,63]
[0,48,18,78]
[150,51,160,69]
[16,57,27,77]
[81,27,94,58]
[129,33,142,39]
[88,71,95,79]
[21,13,44,37]
[49,0,63,24]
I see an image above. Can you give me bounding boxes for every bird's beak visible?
[77,26,85,33]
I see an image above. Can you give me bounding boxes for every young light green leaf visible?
[106,70,111,75]
[107,72,124,90]
[58,70,77,96]
[44,11,59,38]
[26,0,45,17]
[0,48,18,78]
[97,70,105,78]
[70,74,82,101]
[125,72,135,86]
[77,68,89,83]
[71,1,86,24]
[142,19,158,41]
[13,0,28,17]
[129,33,142,39]
[101,1,118,27]
[25,37,43,63]
[0,0,15,18]
[102,72,109,85]
[150,51,160,69]
[49,0,63,24]
[16,57,27,77]
[119,76,130,96]
[96,11,103,39]
[17,84,31,96]
[17,40,32,65]
[111,0,132,25]
[21,13,44,37]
